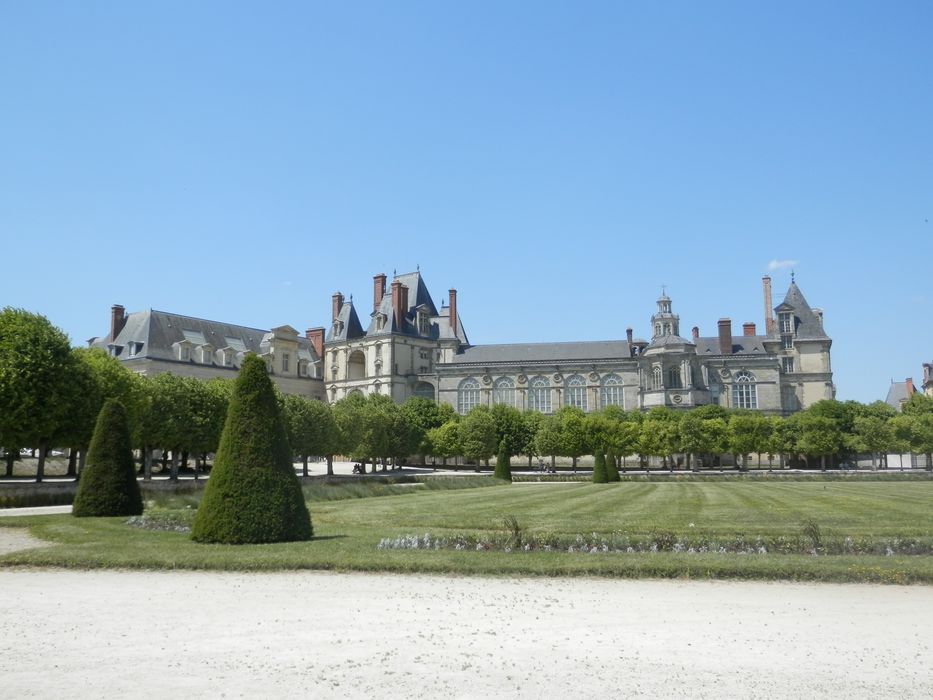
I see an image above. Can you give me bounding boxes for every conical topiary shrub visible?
[494,440,512,481]
[592,451,609,483]
[191,354,312,544]
[606,451,621,482]
[73,400,143,517]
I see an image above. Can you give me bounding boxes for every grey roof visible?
[774,281,828,339]
[90,309,321,363]
[449,340,632,365]
[326,300,365,342]
[695,336,769,355]
[645,334,695,350]
[885,382,915,411]
[357,270,468,343]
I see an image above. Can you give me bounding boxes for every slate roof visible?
[326,299,365,342]
[449,340,632,365]
[90,310,320,363]
[695,336,770,355]
[885,381,915,411]
[774,281,828,340]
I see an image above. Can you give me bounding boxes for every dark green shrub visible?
[592,452,608,483]
[191,354,312,544]
[72,400,143,517]
[493,441,512,481]
[606,452,621,482]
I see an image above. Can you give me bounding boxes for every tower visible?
[651,290,680,339]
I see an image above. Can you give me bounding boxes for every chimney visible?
[762,276,774,334]
[400,284,409,321]
[110,304,127,341]
[906,379,914,397]
[718,318,733,355]
[331,292,344,322]
[924,364,932,385]
[743,322,756,337]
[813,307,823,327]
[305,327,324,359]
[391,280,404,329]
[449,289,458,337]
[626,327,634,357]
[373,273,386,313]
[691,326,699,341]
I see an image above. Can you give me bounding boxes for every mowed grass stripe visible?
[321,481,933,537]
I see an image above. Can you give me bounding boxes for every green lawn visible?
[3,479,933,583]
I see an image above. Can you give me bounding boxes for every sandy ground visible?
[0,568,931,699]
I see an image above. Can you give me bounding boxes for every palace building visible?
[92,271,833,415]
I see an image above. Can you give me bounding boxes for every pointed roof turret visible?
[774,279,827,339]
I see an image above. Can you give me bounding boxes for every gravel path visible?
[1,569,931,698]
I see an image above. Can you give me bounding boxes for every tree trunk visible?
[820,454,826,471]
[528,455,533,469]
[871,452,877,471]
[170,450,180,481]
[302,455,309,478]
[550,455,556,472]
[78,449,87,475]
[193,454,199,481]
[36,442,47,483]
[144,447,153,481]
[572,457,577,472]
[5,451,14,477]
[67,449,78,477]
[326,455,334,476]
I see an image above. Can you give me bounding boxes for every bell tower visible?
[651,288,680,339]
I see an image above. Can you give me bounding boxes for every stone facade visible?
[324,271,834,416]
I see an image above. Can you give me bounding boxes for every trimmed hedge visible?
[606,453,621,482]
[72,400,144,517]
[191,354,312,544]
[592,452,608,483]
[494,442,512,482]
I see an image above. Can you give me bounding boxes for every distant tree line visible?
[2,308,932,482]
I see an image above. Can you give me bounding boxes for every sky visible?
[1,2,931,403]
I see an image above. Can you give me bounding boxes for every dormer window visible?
[375,314,386,331]
[298,359,308,377]
[779,313,793,334]
[418,312,430,335]
[180,346,190,361]
[201,346,213,364]
[222,348,235,367]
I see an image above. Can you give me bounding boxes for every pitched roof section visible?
[361,270,468,343]
[776,281,828,340]
[91,310,322,363]
[327,300,365,342]
[449,340,632,365]
[885,381,914,411]
[695,336,769,355]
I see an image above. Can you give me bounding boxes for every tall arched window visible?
[600,374,624,408]
[413,381,435,400]
[668,367,682,389]
[458,377,481,414]
[652,366,663,390]
[732,371,758,409]
[528,376,551,414]
[565,375,587,411]
[492,377,515,407]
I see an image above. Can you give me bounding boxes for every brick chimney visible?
[400,284,409,321]
[743,322,756,337]
[305,327,324,359]
[331,292,344,322]
[718,318,733,355]
[391,280,404,329]
[110,304,127,341]
[449,289,458,337]
[373,273,386,313]
[691,326,699,340]
[762,276,774,334]
[906,379,915,397]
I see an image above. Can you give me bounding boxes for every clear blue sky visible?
[2,2,931,403]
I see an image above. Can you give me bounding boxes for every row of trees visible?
[3,309,933,482]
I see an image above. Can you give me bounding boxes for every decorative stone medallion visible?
[517,373,527,384]
[553,373,563,383]
[671,393,684,404]
[588,371,599,382]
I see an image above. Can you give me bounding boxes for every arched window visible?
[528,376,551,414]
[600,374,624,408]
[668,367,682,389]
[732,371,758,409]
[565,375,587,411]
[652,366,663,390]
[492,377,515,407]
[458,377,481,414]
[347,350,366,380]
[413,381,435,400]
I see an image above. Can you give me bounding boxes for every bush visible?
[72,400,143,517]
[493,441,512,482]
[606,452,621,482]
[592,452,608,483]
[191,354,312,544]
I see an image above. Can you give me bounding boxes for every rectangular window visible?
[180,346,190,361]
[781,335,793,349]
[782,357,795,373]
[779,314,793,334]
[282,353,290,372]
